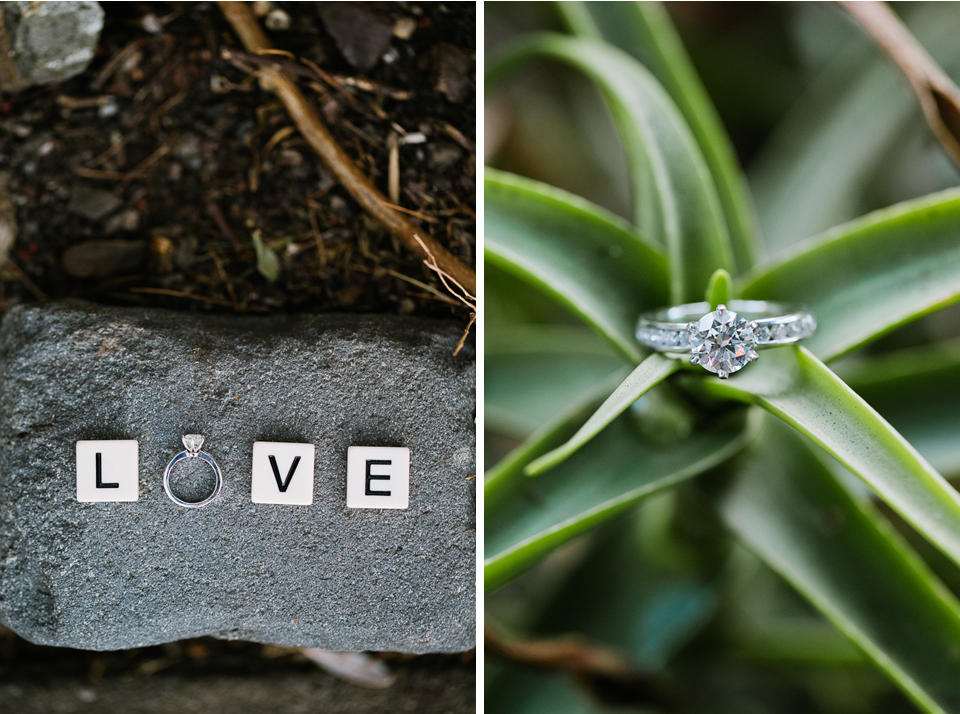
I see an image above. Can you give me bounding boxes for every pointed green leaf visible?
[486,368,628,512]
[740,188,960,361]
[487,33,735,304]
[486,325,627,437]
[705,268,733,309]
[486,169,667,363]
[526,353,678,475]
[841,339,960,477]
[485,410,756,594]
[557,0,758,273]
[486,263,582,327]
[705,418,960,714]
[694,346,960,575]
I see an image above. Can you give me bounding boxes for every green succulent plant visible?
[484,3,960,713]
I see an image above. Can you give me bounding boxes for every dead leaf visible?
[300,649,396,688]
[840,0,960,166]
[251,229,281,282]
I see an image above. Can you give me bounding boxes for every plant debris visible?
[0,1,475,331]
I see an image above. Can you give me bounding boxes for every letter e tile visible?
[251,442,315,505]
[346,446,410,509]
[76,440,139,502]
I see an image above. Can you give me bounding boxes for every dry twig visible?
[485,622,675,709]
[840,0,960,166]
[410,233,475,355]
[130,287,235,307]
[485,622,633,679]
[216,1,476,295]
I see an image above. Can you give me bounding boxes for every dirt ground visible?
[0,627,475,713]
[0,1,475,710]
[0,0,475,319]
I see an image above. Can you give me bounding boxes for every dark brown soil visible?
[0,626,475,713]
[0,1,475,320]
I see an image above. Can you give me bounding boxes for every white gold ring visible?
[162,434,223,508]
[636,301,816,379]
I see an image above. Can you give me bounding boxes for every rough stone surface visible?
[0,301,476,652]
[0,2,105,92]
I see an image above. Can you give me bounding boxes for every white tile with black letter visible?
[346,446,410,509]
[251,441,316,505]
[76,440,139,502]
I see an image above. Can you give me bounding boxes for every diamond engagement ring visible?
[636,301,816,378]
[163,434,223,508]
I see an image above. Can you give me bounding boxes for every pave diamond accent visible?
[638,326,689,350]
[182,434,205,455]
[687,304,758,379]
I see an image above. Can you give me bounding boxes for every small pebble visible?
[141,13,162,34]
[434,43,473,103]
[398,133,427,145]
[68,185,122,221]
[149,235,176,275]
[104,209,140,234]
[393,17,416,40]
[427,141,463,170]
[318,4,393,72]
[265,9,290,31]
[98,98,119,118]
[62,240,147,278]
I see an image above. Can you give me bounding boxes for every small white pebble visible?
[142,13,162,34]
[98,98,119,118]
[393,17,416,40]
[265,9,290,31]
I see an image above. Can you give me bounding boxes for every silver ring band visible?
[163,435,223,509]
[636,301,816,379]
[636,300,815,353]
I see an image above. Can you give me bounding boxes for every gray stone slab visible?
[0,2,104,92]
[0,301,476,652]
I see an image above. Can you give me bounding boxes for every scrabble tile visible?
[251,441,315,505]
[76,440,139,502]
[346,446,410,509]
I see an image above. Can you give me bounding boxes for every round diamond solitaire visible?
[636,300,816,378]
[182,434,205,455]
[687,304,758,379]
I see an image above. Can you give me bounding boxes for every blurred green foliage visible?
[484,3,960,713]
